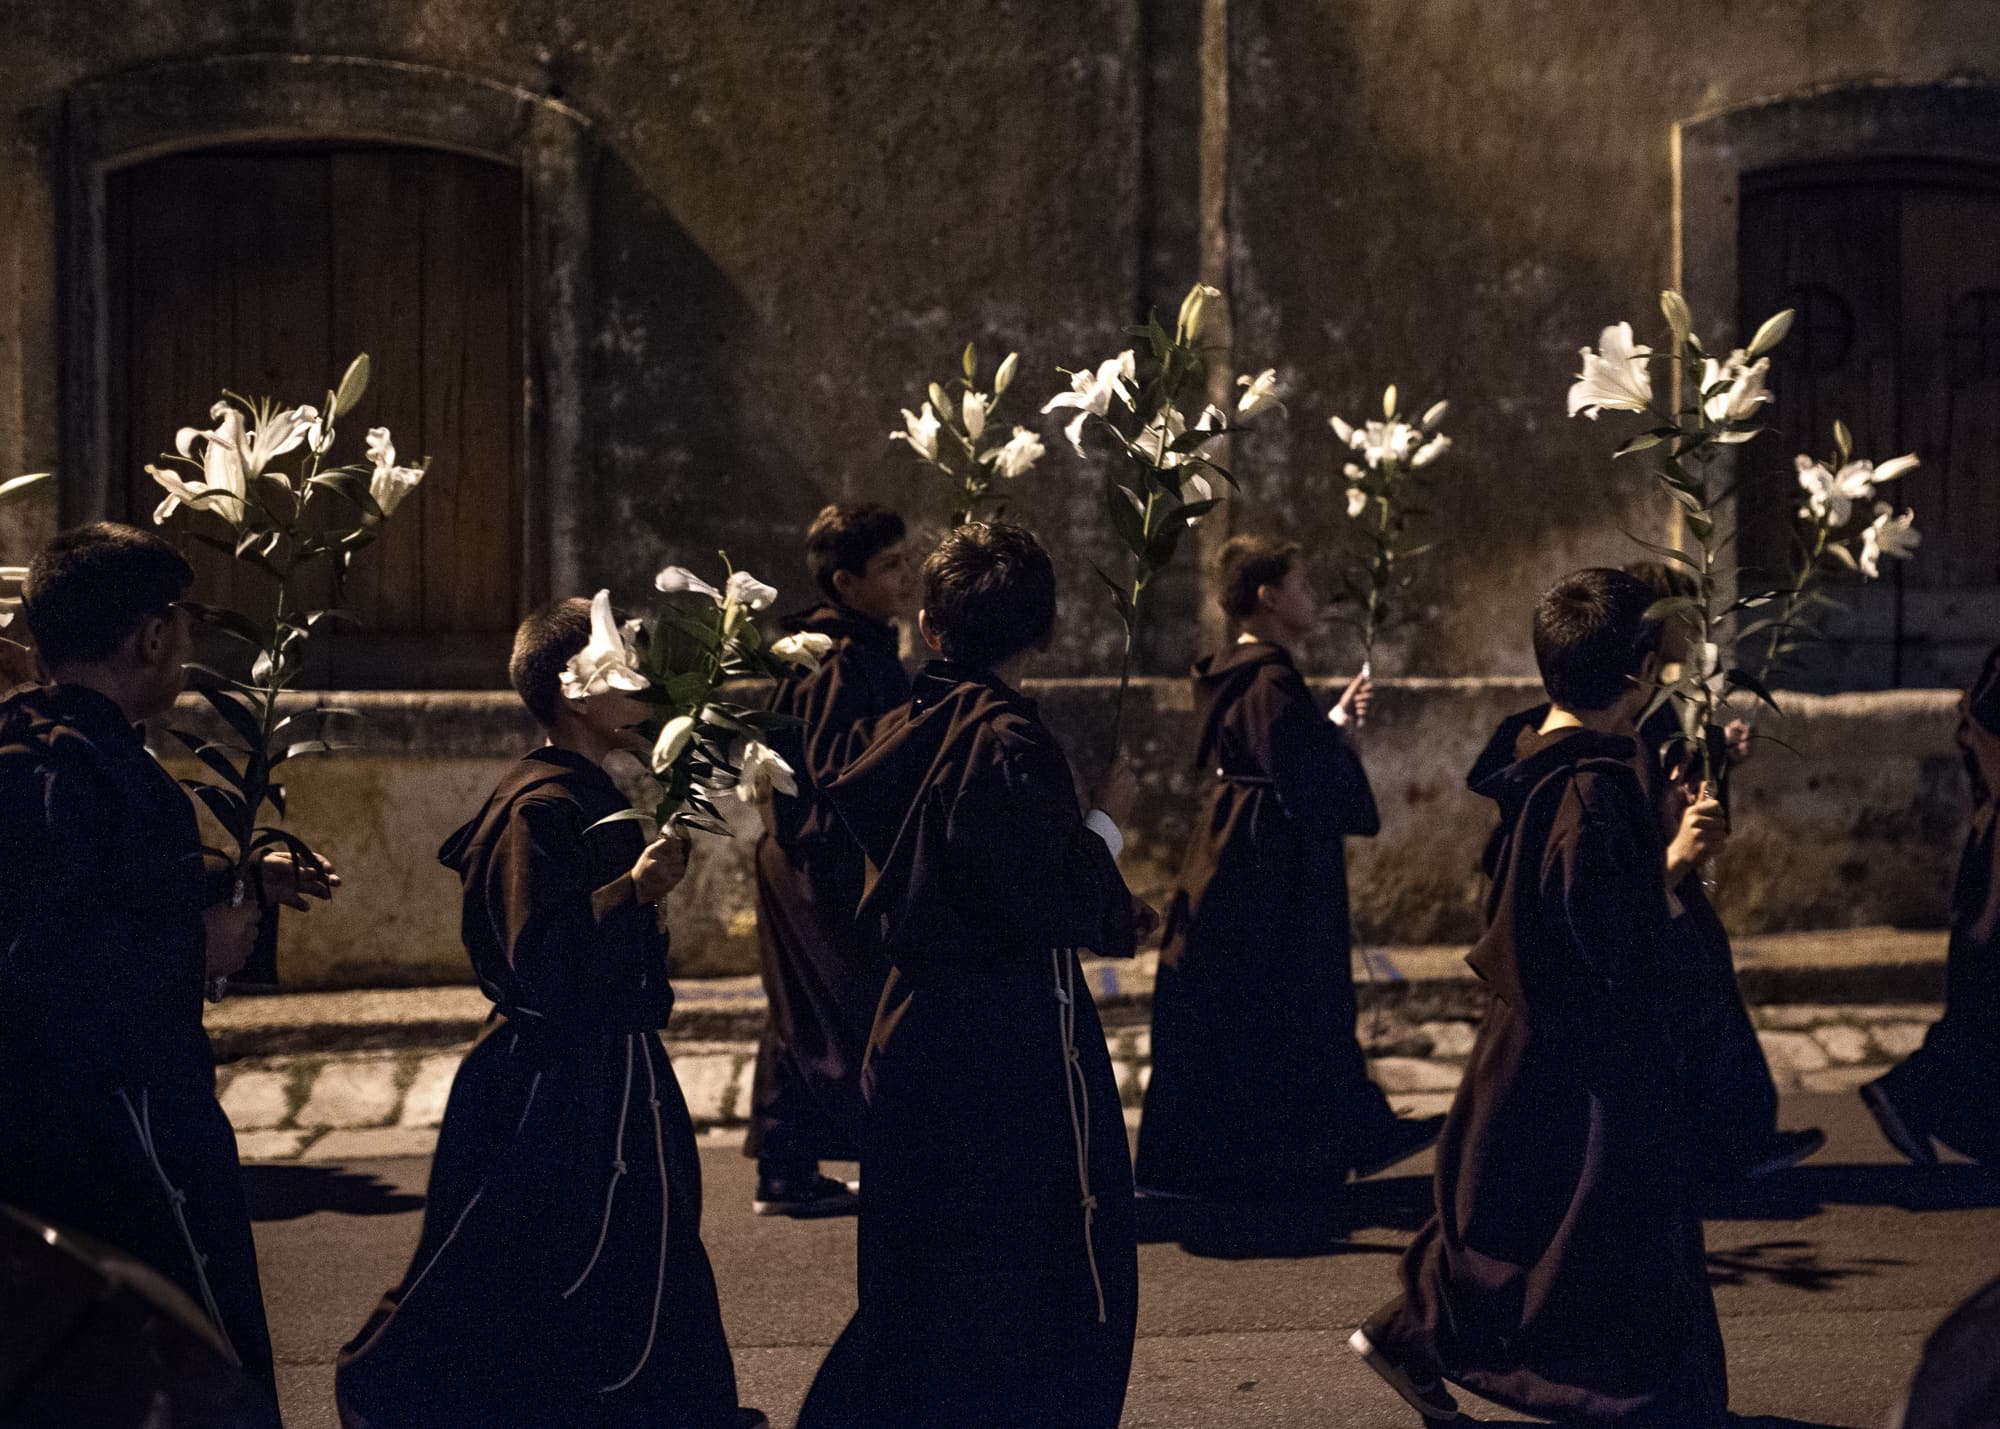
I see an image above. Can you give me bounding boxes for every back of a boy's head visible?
[509,597,593,728]
[1621,559,1698,603]
[23,522,194,671]
[922,521,1056,669]
[1216,534,1300,623]
[1532,567,1660,712]
[807,503,906,603]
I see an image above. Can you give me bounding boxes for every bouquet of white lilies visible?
[148,354,428,918]
[1052,281,1279,746]
[1331,385,1451,674]
[891,342,1047,525]
[564,558,828,839]
[1568,289,1922,784]
[1748,423,1920,686]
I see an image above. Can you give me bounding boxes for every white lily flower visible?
[890,403,942,464]
[1795,457,1848,527]
[962,391,989,442]
[363,427,425,517]
[1871,453,1921,486]
[1042,351,1137,456]
[655,565,724,601]
[240,404,323,485]
[1330,415,1356,446]
[1859,504,1921,580]
[980,426,1046,479]
[154,402,252,524]
[561,590,649,699]
[1180,472,1215,522]
[724,570,778,611]
[1346,487,1369,519]
[1134,408,1187,469]
[650,715,697,773]
[1343,462,1366,482]
[771,630,836,671]
[1700,350,1772,437]
[1357,420,1418,469]
[1567,322,1655,419]
[1410,433,1453,468]
[734,738,798,802]
[1235,368,1282,418]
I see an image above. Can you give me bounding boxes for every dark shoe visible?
[735,1411,771,1429]
[1861,1076,1938,1166]
[1739,1127,1827,1179]
[1349,1326,1459,1421]
[753,1173,860,1218]
[1353,1115,1447,1180]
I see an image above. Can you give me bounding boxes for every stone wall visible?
[164,679,1967,989]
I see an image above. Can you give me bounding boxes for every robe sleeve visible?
[483,795,666,1022]
[797,647,890,789]
[943,742,1139,961]
[1248,666,1380,839]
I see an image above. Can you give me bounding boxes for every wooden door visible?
[105,146,526,688]
[1739,161,2000,689]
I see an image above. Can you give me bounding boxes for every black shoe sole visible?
[1861,1081,1937,1166]
[1349,1328,1460,1421]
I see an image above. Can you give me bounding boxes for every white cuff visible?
[1328,704,1350,727]
[1084,808,1124,859]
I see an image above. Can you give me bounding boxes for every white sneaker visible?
[1349,1326,1460,1421]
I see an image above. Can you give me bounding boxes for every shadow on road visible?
[243,1165,425,1222]
[1136,1174,1430,1259]
[1702,1162,2000,1220]
[1705,1236,1908,1292]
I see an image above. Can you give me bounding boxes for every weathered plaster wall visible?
[167,682,1966,989]
[1221,0,2000,682]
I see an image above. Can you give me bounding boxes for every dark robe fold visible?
[1478,699,1781,1179]
[335,748,745,1429]
[1135,640,1397,1196]
[796,661,1139,1429]
[1373,724,1728,1427]
[746,604,907,1171]
[0,682,279,1425]
[1875,646,2000,1160]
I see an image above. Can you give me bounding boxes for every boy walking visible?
[747,503,915,1215]
[1352,568,1730,1427]
[797,522,1148,1428]
[336,598,762,1429]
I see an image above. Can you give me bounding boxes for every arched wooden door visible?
[1738,159,2000,689]
[105,144,526,688]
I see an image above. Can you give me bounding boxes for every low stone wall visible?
[158,679,1969,989]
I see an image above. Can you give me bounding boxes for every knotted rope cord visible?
[114,1087,238,1362]
[1052,948,1107,1324]
[601,1037,671,1393]
[564,1034,635,1299]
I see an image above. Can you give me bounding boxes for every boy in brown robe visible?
[746,503,915,1216]
[335,599,763,1429]
[795,522,1149,1429]
[1352,567,1730,1427]
[1863,643,2000,1164]
[1136,534,1442,1200]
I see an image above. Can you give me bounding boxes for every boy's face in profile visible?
[838,541,920,624]
[573,687,652,745]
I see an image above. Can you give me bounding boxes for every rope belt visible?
[1051,948,1107,1324]
[114,1086,239,1365]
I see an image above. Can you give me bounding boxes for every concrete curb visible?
[205,926,1950,1060]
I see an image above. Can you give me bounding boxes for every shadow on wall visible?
[588,147,829,606]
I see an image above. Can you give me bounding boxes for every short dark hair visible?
[807,503,906,603]
[922,521,1056,669]
[1621,559,1698,603]
[23,522,194,670]
[1217,535,1300,623]
[1532,567,1663,712]
[509,597,593,728]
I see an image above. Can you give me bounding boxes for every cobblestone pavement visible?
[217,998,1945,1162]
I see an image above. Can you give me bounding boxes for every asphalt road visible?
[246,1092,2000,1428]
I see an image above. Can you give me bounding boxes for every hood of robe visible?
[1189,641,1291,766]
[437,746,606,876]
[776,602,899,653]
[823,660,1033,869]
[1469,721,1638,825]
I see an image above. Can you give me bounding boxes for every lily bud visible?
[962,341,978,381]
[1660,290,1693,353]
[1746,307,1795,360]
[1382,384,1398,419]
[1421,400,1449,431]
[1177,283,1220,343]
[994,351,1019,395]
[928,383,952,424]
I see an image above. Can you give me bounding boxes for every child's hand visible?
[203,900,261,979]
[1337,670,1374,729]
[1131,897,1162,945]
[257,848,341,910]
[1092,753,1139,829]
[1724,719,1755,765]
[1666,781,1727,884]
[632,835,690,903]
